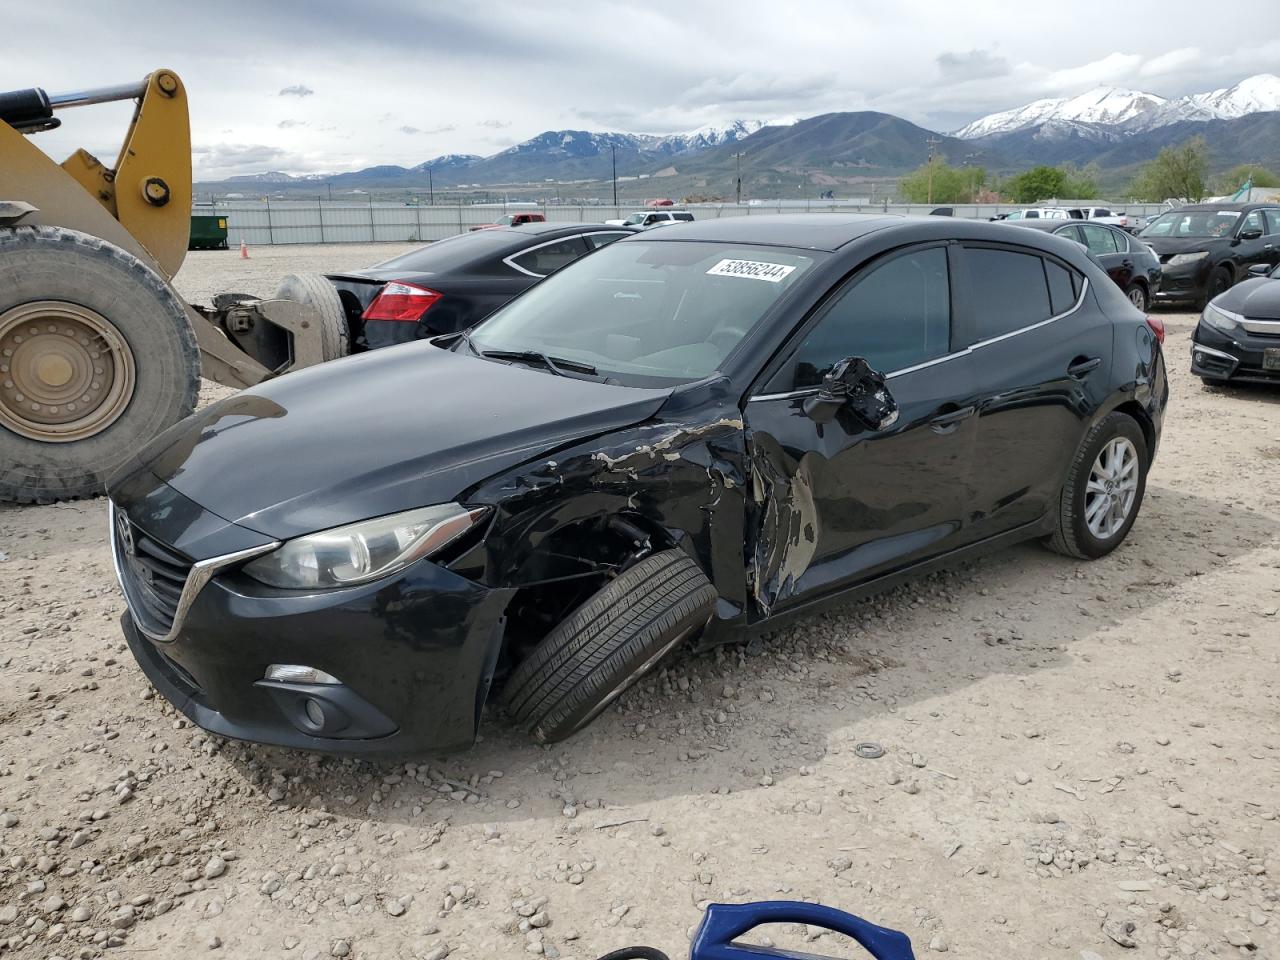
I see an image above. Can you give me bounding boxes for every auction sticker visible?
[707,258,796,282]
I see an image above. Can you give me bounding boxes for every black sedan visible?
[1191,261,1280,385]
[108,215,1167,755]
[1141,202,1280,308]
[326,222,637,350]
[1007,218,1162,310]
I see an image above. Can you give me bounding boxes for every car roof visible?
[496,222,633,237]
[1177,202,1269,212]
[632,213,1092,253]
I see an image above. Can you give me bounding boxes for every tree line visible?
[898,137,1278,205]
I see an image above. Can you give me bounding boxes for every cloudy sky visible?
[6,0,1280,179]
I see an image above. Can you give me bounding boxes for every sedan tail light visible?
[1145,314,1165,344]
[362,281,442,321]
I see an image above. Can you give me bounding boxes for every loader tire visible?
[0,225,199,503]
[274,273,348,362]
[503,550,718,743]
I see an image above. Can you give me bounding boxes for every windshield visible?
[1141,210,1241,239]
[467,240,818,386]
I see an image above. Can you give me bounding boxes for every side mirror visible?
[1237,227,1264,242]
[1248,263,1270,277]
[803,357,899,431]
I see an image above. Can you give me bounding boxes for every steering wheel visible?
[707,326,749,352]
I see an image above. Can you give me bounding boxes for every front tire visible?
[1045,412,1148,560]
[503,550,717,743]
[1197,266,1232,310]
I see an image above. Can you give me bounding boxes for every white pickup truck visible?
[998,206,1138,233]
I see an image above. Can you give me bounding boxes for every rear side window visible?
[771,246,951,389]
[585,231,630,250]
[965,246,1053,341]
[1093,208,1112,217]
[1044,260,1080,316]
[1079,223,1120,255]
[673,213,695,222]
[1024,210,1040,219]
[509,236,590,277]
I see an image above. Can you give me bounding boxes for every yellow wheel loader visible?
[0,69,346,503]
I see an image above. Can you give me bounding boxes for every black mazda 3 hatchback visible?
[108,215,1168,754]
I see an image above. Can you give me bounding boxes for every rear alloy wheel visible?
[1045,412,1148,560]
[503,550,717,743]
[1124,282,1148,311]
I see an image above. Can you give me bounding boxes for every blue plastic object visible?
[690,901,916,960]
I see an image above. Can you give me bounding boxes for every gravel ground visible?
[1,246,1279,960]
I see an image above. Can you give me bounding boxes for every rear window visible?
[673,212,695,222]
[965,246,1053,341]
[370,230,517,274]
[1044,260,1080,315]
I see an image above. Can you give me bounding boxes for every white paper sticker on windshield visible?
[706,258,796,282]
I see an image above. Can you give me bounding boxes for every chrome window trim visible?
[503,231,612,279]
[748,273,1089,403]
[109,501,279,645]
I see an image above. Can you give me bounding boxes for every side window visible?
[1025,210,1040,219]
[1266,209,1280,235]
[770,246,951,391]
[1044,260,1081,316]
[964,246,1053,341]
[1056,225,1084,245]
[1240,210,1264,235]
[1079,223,1120,255]
[509,237,590,277]
[1093,208,1112,217]
[585,231,629,250]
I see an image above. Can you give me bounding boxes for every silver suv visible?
[607,210,696,228]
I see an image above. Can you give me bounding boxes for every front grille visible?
[115,513,193,636]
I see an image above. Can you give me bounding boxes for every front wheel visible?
[503,550,717,743]
[1044,412,1148,560]
[1197,266,1233,310]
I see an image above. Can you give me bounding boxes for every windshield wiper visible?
[480,349,598,377]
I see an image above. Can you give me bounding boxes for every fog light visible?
[302,698,326,728]
[1194,351,1205,365]
[264,664,340,685]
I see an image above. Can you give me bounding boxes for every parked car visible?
[108,214,1166,755]
[325,223,637,350]
[605,210,695,228]
[1007,219,1162,310]
[1191,260,1280,385]
[999,208,1072,221]
[644,198,675,207]
[469,212,546,231]
[1062,206,1135,232]
[1140,202,1280,308]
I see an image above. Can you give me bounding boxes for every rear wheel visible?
[503,550,717,743]
[0,226,199,503]
[1124,282,1148,311]
[1044,412,1148,560]
[274,273,348,362]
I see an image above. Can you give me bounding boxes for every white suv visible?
[605,210,696,228]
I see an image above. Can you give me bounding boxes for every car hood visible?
[1215,276,1280,319]
[128,344,671,540]
[1140,236,1226,256]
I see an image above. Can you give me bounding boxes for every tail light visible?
[1145,314,1165,344]
[362,281,442,322]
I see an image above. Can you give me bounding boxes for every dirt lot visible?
[2,245,1278,960]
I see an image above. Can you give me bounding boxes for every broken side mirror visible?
[802,356,900,431]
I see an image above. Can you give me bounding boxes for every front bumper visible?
[1152,262,1208,303]
[1190,321,1280,385]
[111,496,512,756]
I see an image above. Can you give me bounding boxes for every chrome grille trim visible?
[108,501,279,644]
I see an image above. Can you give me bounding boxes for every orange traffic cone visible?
[239,238,249,259]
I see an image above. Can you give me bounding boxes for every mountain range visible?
[206,75,1280,194]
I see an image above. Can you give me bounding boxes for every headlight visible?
[1201,302,1242,334]
[1167,251,1209,266]
[243,503,488,589]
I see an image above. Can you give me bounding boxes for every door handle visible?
[1068,356,1102,378]
[929,405,975,434]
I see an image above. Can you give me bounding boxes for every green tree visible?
[1000,165,1068,203]
[898,160,987,203]
[1060,162,1101,199]
[1213,163,1280,194]
[1129,136,1210,202]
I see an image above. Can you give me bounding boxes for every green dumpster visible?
[189,214,229,250]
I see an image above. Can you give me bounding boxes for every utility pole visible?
[733,151,745,204]
[925,136,942,204]
[611,144,618,206]
[427,166,434,206]
[327,182,333,201]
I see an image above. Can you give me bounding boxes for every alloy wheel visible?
[1084,436,1139,540]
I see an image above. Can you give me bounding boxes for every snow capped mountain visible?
[495,130,650,159]
[955,87,1166,139]
[414,154,482,170]
[956,74,1280,139]
[655,119,766,153]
